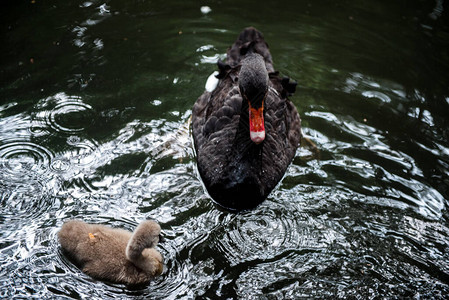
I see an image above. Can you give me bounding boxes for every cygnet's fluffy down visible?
[58,219,163,285]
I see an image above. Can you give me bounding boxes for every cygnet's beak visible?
[158,234,165,243]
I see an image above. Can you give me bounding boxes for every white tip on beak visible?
[250,130,265,144]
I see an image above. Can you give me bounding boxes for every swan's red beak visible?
[249,102,265,144]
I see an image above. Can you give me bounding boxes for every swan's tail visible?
[226,27,274,72]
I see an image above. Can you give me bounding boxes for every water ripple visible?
[33,93,95,134]
[0,178,56,223]
[0,141,53,175]
[65,137,99,166]
[212,202,336,266]
[0,150,60,234]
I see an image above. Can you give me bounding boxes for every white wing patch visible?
[205,71,219,92]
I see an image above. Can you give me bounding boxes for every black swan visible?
[192,27,301,210]
[58,220,163,285]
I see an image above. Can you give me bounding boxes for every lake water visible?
[1,0,449,298]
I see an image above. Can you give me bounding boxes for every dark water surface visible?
[1,0,449,298]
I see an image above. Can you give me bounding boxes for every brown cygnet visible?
[58,219,163,285]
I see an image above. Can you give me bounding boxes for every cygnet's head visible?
[126,220,162,262]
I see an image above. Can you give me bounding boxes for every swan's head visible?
[239,53,268,144]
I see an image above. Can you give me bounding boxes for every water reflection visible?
[305,107,446,219]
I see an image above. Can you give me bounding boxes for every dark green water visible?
[1,0,449,298]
